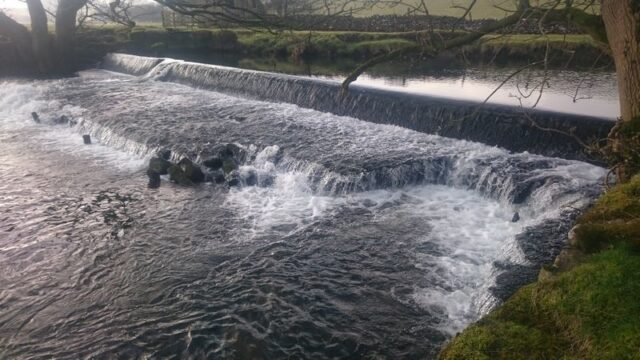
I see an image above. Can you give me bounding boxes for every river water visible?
[169,53,620,118]
[0,58,606,359]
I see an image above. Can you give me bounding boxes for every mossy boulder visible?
[147,168,161,189]
[222,159,238,174]
[178,158,205,183]
[168,164,193,186]
[168,158,205,185]
[149,157,171,175]
[203,157,223,170]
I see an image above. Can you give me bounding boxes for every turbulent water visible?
[0,56,606,359]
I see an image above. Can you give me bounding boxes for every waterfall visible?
[102,53,165,76]
[102,53,614,164]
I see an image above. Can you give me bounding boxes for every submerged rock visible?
[83,135,92,145]
[244,169,258,186]
[31,112,40,123]
[221,143,247,162]
[211,143,247,165]
[147,169,161,189]
[168,158,205,185]
[149,157,171,175]
[54,115,69,125]
[511,212,520,223]
[222,158,238,174]
[158,149,172,161]
[203,157,223,170]
[226,170,241,187]
[258,174,275,187]
[168,164,193,186]
[206,170,226,184]
[178,158,205,183]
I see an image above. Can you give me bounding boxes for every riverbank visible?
[69,26,611,72]
[439,173,640,359]
[0,26,611,77]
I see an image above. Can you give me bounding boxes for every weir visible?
[0,60,610,358]
[103,53,615,164]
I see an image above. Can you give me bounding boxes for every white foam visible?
[0,80,146,171]
[225,161,535,335]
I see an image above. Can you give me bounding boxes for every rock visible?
[157,149,172,160]
[244,169,258,186]
[168,165,193,186]
[148,157,171,175]
[222,158,238,174]
[83,135,92,145]
[511,212,520,223]
[213,143,247,162]
[567,224,582,247]
[258,174,275,187]
[206,170,226,184]
[178,158,205,183]
[226,170,241,187]
[147,169,161,189]
[223,143,246,161]
[31,112,40,123]
[203,157,223,170]
[55,115,69,125]
[68,119,78,127]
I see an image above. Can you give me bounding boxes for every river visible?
[0,56,608,359]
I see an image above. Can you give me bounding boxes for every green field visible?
[352,0,599,19]
[353,0,516,19]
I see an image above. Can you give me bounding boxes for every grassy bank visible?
[439,174,640,360]
[74,26,608,70]
[234,30,603,64]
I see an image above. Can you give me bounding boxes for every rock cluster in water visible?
[31,112,85,144]
[146,143,267,189]
[30,112,269,190]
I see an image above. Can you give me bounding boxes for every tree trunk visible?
[601,0,640,122]
[0,12,36,70]
[26,0,54,73]
[55,0,87,73]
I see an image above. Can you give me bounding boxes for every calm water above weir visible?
[0,57,607,359]
[161,53,620,118]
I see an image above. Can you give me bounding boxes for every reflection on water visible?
[324,69,619,118]
[158,52,619,118]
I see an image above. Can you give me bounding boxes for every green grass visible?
[236,31,420,58]
[441,247,640,360]
[233,29,598,59]
[482,34,596,46]
[439,175,640,360]
[353,0,515,19]
[352,0,599,19]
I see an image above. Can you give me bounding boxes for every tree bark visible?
[601,0,640,122]
[26,0,54,73]
[55,0,87,73]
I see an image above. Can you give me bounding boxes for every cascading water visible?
[102,53,614,163]
[0,55,606,359]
